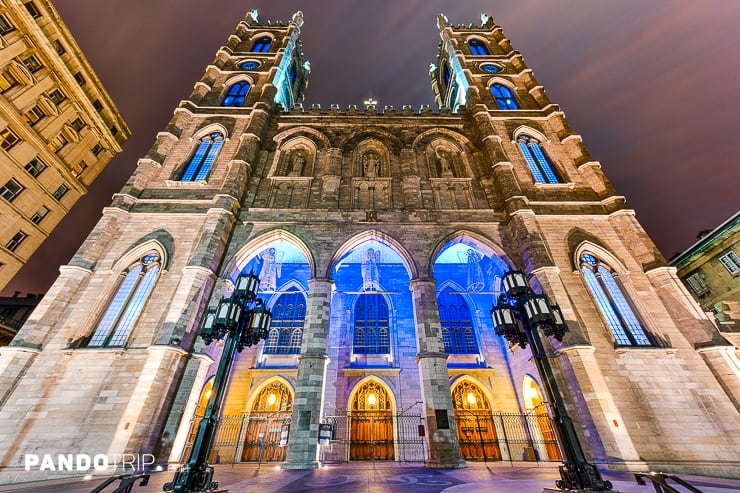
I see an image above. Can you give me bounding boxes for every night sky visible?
[4,0,739,296]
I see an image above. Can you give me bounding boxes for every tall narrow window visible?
[438,288,478,354]
[180,132,223,181]
[263,288,306,354]
[491,84,519,110]
[354,293,390,354]
[468,39,489,55]
[517,134,560,184]
[87,252,161,347]
[580,253,652,347]
[251,36,271,53]
[222,81,250,107]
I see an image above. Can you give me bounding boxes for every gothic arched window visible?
[438,288,478,354]
[87,251,161,347]
[180,132,223,181]
[517,134,560,184]
[580,253,652,347]
[222,81,250,107]
[469,39,489,56]
[264,288,306,354]
[354,293,390,354]
[251,36,272,53]
[491,83,519,110]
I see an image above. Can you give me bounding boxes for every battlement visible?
[280,102,462,117]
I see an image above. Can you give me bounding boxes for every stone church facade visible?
[0,9,738,483]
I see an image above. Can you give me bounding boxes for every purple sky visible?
[4,0,739,295]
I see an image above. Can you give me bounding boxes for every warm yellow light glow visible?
[204,390,212,400]
[467,392,476,405]
[267,393,276,406]
[368,393,377,406]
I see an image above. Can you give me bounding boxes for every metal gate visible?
[319,413,425,463]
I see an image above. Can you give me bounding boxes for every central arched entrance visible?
[241,380,293,462]
[349,379,394,460]
[452,380,502,460]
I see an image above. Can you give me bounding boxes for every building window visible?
[0,178,24,202]
[719,251,740,275]
[517,134,560,184]
[22,55,42,73]
[0,70,19,92]
[25,157,46,177]
[6,231,27,252]
[54,39,65,55]
[70,117,86,132]
[180,132,223,181]
[438,287,478,354]
[222,81,250,107]
[22,105,46,126]
[71,161,87,177]
[0,14,15,34]
[92,99,103,112]
[73,72,85,85]
[353,293,390,355]
[91,143,104,156]
[1,127,21,151]
[686,272,709,294]
[491,83,519,110]
[24,1,41,18]
[251,36,271,53]
[31,205,49,224]
[580,253,652,347]
[48,132,69,153]
[86,252,161,347]
[48,88,66,104]
[52,184,68,201]
[468,39,489,55]
[263,288,306,355]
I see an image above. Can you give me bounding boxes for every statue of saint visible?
[361,248,381,291]
[288,152,306,176]
[458,248,485,292]
[363,151,380,178]
[258,247,283,291]
[437,150,453,176]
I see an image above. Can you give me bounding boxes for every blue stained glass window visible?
[222,81,251,107]
[443,64,451,85]
[580,254,652,347]
[240,60,259,70]
[517,135,561,184]
[251,36,271,53]
[87,252,161,347]
[469,39,489,56]
[264,289,306,355]
[180,132,223,181]
[353,293,390,354]
[437,288,478,354]
[491,83,519,110]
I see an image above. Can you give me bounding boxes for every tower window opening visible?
[222,81,250,107]
[491,83,519,110]
[517,134,560,184]
[180,132,223,181]
[251,36,272,53]
[469,39,489,56]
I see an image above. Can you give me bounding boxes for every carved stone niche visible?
[352,139,390,178]
[427,142,464,178]
[272,137,317,177]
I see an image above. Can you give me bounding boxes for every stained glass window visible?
[222,81,250,107]
[437,288,478,354]
[517,134,560,184]
[251,36,271,53]
[491,83,519,110]
[353,293,390,354]
[469,39,489,56]
[263,288,305,354]
[180,132,223,181]
[87,252,161,347]
[580,253,652,347]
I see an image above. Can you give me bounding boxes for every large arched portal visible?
[241,380,293,462]
[349,379,394,460]
[451,380,502,460]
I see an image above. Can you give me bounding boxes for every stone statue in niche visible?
[288,151,306,176]
[258,247,284,291]
[363,150,380,178]
[361,248,381,291]
[436,149,454,177]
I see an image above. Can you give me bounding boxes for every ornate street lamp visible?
[164,272,272,493]
[491,270,613,491]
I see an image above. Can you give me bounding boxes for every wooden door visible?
[349,380,394,460]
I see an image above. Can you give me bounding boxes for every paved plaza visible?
[1,462,739,493]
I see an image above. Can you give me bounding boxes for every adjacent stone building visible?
[0,0,129,290]
[0,9,737,484]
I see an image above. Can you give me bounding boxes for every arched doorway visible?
[523,375,561,460]
[349,380,394,460]
[242,380,293,462]
[452,380,502,460]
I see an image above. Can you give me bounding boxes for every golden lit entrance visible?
[349,380,394,460]
[523,375,561,460]
[452,380,502,460]
[242,381,293,462]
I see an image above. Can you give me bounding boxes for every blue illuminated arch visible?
[438,287,478,354]
[251,36,272,53]
[180,132,223,181]
[468,38,489,56]
[264,287,306,354]
[353,293,390,354]
[222,81,250,107]
[517,134,560,184]
[491,83,519,110]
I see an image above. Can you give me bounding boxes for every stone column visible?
[283,278,333,469]
[410,278,465,468]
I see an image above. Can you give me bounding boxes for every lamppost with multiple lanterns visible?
[164,272,272,493]
[491,270,613,491]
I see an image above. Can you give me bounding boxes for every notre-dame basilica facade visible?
[0,10,738,483]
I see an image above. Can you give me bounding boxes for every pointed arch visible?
[246,377,295,414]
[326,229,417,280]
[180,127,226,181]
[340,128,403,155]
[347,376,397,412]
[488,80,519,110]
[221,75,254,107]
[223,228,316,280]
[273,126,330,150]
[429,229,515,279]
[450,376,495,411]
[249,34,273,53]
[467,37,490,56]
[192,123,229,141]
[270,134,321,176]
[512,125,548,144]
